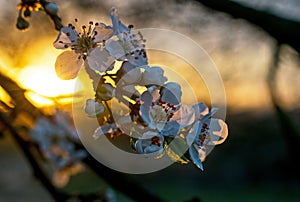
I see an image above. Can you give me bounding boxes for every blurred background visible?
[1,0,300,201]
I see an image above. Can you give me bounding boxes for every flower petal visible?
[53,27,78,49]
[87,48,115,73]
[119,64,142,85]
[84,99,105,117]
[161,82,182,105]
[126,51,148,67]
[193,102,209,118]
[160,121,180,137]
[141,66,167,86]
[93,124,116,139]
[189,144,204,171]
[205,118,228,145]
[140,86,160,125]
[135,131,164,154]
[110,7,129,35]
[93,23,114,43]
[105,38,126,60]
[172,105,196,128]
[55,51,83,80]
[186,121,201,146]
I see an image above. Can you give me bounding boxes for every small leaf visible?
[166,136,190,164]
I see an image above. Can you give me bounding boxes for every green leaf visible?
[165,135,190,164]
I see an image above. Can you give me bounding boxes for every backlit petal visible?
[55,51,83,80]
[105,38,126,60]
[189,144,203,171]
[87,48,115,73]
[53,27,78,49]
[205,118,228,145]
[93,23,114,43]
[161,82,182,105]
[110,7,129,35]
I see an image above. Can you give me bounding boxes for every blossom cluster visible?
[30,110,87,187]
[53,7,228,170]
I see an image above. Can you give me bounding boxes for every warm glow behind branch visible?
[16,39,81,107]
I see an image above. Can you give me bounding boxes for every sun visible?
[17,40,81,107]
[18,65,79,107]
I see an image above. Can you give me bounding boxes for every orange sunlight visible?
[16,39,81,108]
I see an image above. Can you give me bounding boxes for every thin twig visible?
[83,155,166,202]
[40,0,64,30]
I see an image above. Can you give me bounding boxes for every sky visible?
[0,0,299,111]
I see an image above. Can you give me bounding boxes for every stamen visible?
[151,136,161,147]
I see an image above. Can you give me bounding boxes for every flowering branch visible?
[16,0,63,31]
[40,0,63,30]
[9,1,229,200]
[0,70,165,201]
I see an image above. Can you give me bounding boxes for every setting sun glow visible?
[19,65,78,107]
[16,41,80,107]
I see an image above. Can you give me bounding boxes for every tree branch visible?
[40,0,64,30]
[0,112,69,201]
[83,155,165,202]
